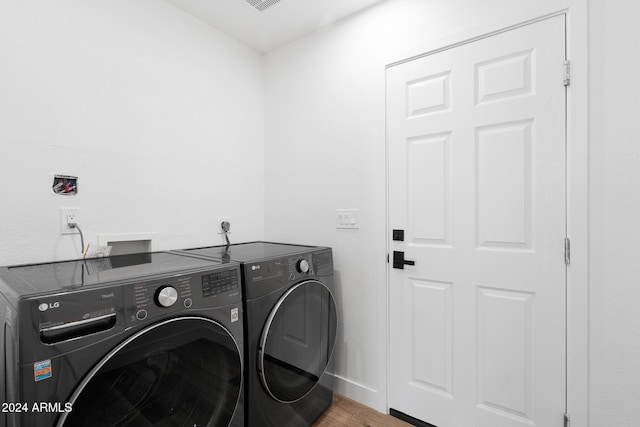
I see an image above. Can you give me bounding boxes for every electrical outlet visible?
[60,208,81,235]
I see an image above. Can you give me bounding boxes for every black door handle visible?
[393,251,415,269]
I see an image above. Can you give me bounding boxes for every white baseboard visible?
[330,373,385,413]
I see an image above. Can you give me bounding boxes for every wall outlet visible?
[60,208,81,235]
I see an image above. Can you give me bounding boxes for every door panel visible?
[476,287,534,418]
[410,278,453,395]
[408,133,451,246]
[475,119,533,250]
[388,15,566,427]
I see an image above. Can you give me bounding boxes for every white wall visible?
[588,1,640,425]
[263,1,638,425]
[0,0,265,265]
[2,0,640,425]
[263,0,583,410]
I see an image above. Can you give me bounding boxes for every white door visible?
[388,15,566,427]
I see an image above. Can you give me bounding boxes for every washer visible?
[176,242,338,427]
[0,251,244,427]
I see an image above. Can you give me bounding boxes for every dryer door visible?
[258,280,337,403]
[57,317,242,427]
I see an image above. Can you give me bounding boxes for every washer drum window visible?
[57,317,242,427]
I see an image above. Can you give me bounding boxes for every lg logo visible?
[251,264,261,271]
[38,302,60,312]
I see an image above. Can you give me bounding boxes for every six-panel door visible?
[388,15,567,427]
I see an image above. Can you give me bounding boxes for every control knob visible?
[296,259,310,274]
[156,286,178,308]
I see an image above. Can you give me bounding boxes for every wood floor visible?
[311,394,412,427]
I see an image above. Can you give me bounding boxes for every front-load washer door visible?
[57,317,242,427]
[258,280,337,403]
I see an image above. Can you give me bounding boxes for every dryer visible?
[176,242,338,427]
[0,251,244,427]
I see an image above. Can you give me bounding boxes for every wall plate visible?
[336,209,359,229]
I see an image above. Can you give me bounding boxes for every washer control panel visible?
[125,265,241,326]
[132,275,191,312]
[201,269,239,298]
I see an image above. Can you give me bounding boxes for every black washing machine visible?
[176,242,338,427]
[0,251,244,427]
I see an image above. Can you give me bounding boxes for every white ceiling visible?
[164,0,386,53]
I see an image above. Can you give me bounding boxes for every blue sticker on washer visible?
[34,360,52,382]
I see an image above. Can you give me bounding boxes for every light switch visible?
[336,209,359,229]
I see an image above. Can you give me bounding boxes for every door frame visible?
[384,2,588,425]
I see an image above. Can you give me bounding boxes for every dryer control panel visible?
[286,254,314,282]
[241,253,317,300]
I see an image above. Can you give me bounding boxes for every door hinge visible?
[564,238,571,265]
[563,60,571,86]
[564,413,571,427]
